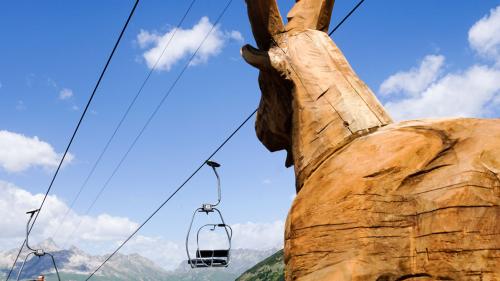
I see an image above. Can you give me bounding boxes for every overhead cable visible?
[329,0,365,36]
[4,1,140,280]
[52,0,198,242]
[63,0,234,249]
[85,107,254,281]
[83,0,365,279]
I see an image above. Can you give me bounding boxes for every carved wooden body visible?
[287,118,500,280]
[241,0,500,280]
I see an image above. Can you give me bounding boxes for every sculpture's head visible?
[241,0,335,167]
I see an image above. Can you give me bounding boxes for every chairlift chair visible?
[185,161,232,268]
[16,209,61,281]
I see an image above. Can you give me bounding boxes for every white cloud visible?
[59,88,73,100]
[0,181,137,249]
[0,180,284,270]
[469,5,500,62]
[0,130,74,172]
[381,5,500,120]
[187,220,284,252]
[228,30,244,42]
[0,181,137,238]
[116,220,283,270]
[231,221,284,249]
[124,235,184,270]
[137,17,243,71]
[385,65,500,120]
[379,55,445,96]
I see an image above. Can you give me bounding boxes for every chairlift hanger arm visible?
[16,252,34,281]
[186,208,204,265]
[26,209,40,215]
[206,160,221,207]
[46,253,61,281]
[25,210,39,252]
[17,210,61,281]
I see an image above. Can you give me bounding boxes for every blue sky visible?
[1,0,499,270]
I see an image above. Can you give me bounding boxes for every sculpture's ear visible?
[245,0,285,50]
[286,0,335,33]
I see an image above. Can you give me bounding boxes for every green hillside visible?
[235,250,284,281]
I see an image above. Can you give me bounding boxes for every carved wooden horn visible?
[244,0,285,51]
[286,0,335,33]
[242,0,285,70]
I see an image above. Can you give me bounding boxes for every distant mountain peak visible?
[32,237,60,252]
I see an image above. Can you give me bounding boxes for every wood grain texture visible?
[242,1,499,280]
[286,118,500,281]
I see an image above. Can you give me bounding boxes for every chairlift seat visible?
[197,249,229,258]
[187,249,229,267]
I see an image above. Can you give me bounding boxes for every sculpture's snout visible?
[241,44,272,70]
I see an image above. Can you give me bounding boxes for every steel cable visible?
[83,0,366,278]
[4,1,140,280]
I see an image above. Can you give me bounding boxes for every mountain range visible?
[0,239,278,281]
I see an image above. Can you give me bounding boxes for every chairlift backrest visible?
[196,249,230,258]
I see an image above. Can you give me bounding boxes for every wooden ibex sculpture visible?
[241,1,500,280]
